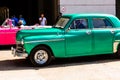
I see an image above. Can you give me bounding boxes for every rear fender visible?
[113,42,120,53]
[113,33,120,53]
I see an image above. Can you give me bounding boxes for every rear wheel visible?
[29,46,52,67]
[115,44,120,57]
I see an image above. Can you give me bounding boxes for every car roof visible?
[63,13,120,28]
[63,13,115,18]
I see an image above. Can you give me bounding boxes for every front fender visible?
[23,35,66,57]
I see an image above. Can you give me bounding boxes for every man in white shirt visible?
[39,14,47,26]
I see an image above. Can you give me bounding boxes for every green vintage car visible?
[12,14,120,66]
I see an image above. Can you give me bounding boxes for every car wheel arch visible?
[30,44,55,58]
[114,41,120,56]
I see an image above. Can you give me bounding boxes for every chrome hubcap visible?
[34,50,48,64]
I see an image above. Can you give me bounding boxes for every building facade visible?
[60,0,116,15]
[0,0,119,25]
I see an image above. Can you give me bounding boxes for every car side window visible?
[93,18,113,28]
[70,19,88,29]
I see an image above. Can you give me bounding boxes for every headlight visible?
[21,39,24,45]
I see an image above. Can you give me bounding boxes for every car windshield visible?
[54,18,70,29]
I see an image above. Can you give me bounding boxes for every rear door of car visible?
[91,17,114,54]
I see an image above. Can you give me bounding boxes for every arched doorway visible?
[37,0,60,25]
[0,7,9,25]
[0,0,60,25]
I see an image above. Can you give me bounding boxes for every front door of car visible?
[92,18,114,54]
[65,18,92,56]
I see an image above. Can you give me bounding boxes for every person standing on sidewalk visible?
[18,15,26,26]
[11,15,18,26]
[39,13,47,26]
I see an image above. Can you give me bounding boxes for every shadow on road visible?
[0,45,16,50]
[0,54,119,71]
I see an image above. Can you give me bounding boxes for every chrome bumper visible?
[11,47,28,57]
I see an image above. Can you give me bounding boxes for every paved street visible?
[0,46,120,80]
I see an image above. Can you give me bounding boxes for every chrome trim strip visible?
[25,39,65,44]
[115,40,120,42]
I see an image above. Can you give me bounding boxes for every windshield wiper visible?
[53,26,63,29]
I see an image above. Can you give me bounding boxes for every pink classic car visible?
[0,25,52,45]
[0,18,52,45]
[0,26,19,45]
[0,18,21,45]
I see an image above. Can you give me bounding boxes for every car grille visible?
[16,41,24,53]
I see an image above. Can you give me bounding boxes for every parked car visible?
[0,25,51,45]
[12,13,120,66]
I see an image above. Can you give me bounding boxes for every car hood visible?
[16,28,63,41]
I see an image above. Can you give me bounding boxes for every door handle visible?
[111,30,114,34]
[86,31,91,35]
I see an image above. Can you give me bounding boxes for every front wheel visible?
[29,46,52,67]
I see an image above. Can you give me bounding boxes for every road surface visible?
[0,46,120,80]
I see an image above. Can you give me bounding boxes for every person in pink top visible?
[2,18,13,27]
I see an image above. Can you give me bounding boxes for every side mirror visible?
[66,27,71,32]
